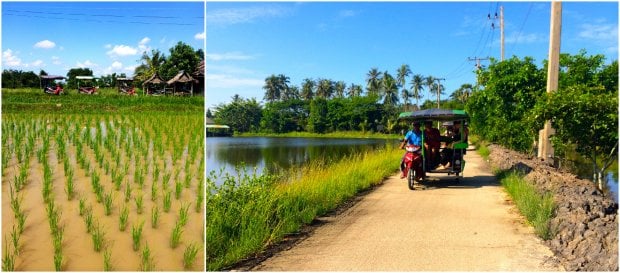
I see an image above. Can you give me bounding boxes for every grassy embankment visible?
[469,134,556,240]
[2,88,203,113]
[206,146,403,270]
[238,131,401,139]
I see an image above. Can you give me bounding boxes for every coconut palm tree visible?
[410,74,425,109]
[455,83,473,103]
[263,75,281,102]
[381,72,399,106]
[316,78,334,99]
[397,64,412,107]
[134,49,166,83]
[366,68,382,96]
[335,81,346,98]
[347,83,363,97]
[301,78,315,100]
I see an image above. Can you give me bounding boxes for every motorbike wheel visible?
[407,166,415,190]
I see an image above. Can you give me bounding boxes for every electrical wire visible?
[507,3,534,56]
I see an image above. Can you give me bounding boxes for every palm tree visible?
[334,81,346,98]
[456,83,473,103]
[410,74,425,109]
[316,78,334,99]
[381,72,399,106]
[282,85,299,101]
[134,49,166,83]
[397,64,412,108]
[301,78,315,100]
[366,68,382,96]
[263,74,280,102]
[347,83,363,97]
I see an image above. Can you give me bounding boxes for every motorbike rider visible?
[399,122,422,179]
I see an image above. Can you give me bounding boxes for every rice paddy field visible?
[1,88,205,271]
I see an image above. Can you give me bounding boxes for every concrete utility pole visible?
[434,78,445,109]
[489,6,505,61]
[500,6,505,61]
[538,1,562,162]
[468,57,490,89]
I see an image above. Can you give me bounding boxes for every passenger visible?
[423,121,441,168]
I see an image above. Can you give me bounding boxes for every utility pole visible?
[468,57,489,88]
[489,6,505,61]
[434,78,445,109]
[538,1,562,162]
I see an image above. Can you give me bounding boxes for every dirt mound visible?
[488,144,618,271]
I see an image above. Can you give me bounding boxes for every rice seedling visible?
[131,221,144,251]
[169,220,183,248]
[124,181,131,203]
[151,181,158,202]
[9,184,22,216]
[162,190,172,213]
[184,172,192,189]
[162,171,171,190]
[151,206,160,229]
[178,203,190,227]
[135,193,144,214]
[112,169,123,191]
[10,225,20,256]
[79,197,87,216]
[139,243,154,271]
[103,247,113,271]
[183,242,199,269]
[196,177,204,213]
[135,167,145,189]
[84,209,94,234]
[52,225,64,254]
[54,250,63,271]
[65,168,74,200]
[16,211,27,235]
[3,238,15,271]
[175,180,183,200]
[119,205,129,231]
[103,191,114,216]
[92,222,105,252]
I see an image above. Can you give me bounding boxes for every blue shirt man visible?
[403,122,422,146]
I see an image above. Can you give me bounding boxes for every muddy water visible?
[2,131,204,271]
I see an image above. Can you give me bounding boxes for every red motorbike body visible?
[401,145,424,180]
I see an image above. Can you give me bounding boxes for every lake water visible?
[206,136,396,181]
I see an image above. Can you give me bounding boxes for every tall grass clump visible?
[206,147,402,270]
[497,170,556,239]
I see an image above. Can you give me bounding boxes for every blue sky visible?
[2,1,205,78]
[206,1,618,109]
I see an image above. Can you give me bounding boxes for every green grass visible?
[469,134,490,160]
[2,88,203,114]
[237,130,400,139]
[206,146,402,270]
[183,243,199,269]
[497,170,556,240]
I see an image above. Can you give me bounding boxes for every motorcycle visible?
[400,144,425,190]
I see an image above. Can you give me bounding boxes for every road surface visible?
[253,148,562,271]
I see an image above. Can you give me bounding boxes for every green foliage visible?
[307,97,328,133]
[260,99,308,133]
[213,96,262,133]
[66,68,94,89]
[2,69,40,88]
[467,56,545,152]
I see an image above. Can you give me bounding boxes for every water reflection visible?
[206,137,396,183]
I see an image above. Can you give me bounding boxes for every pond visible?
[206,136,396,182]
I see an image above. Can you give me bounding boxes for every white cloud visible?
[51,56,62,65]
[31,60,44,67]
[339,10,358,18]
[207,6,290,25]
[34,40,56,49]
[579,23,618,43]
[76,60,98,68]
[111,61,123,69]
[206,73,264,89]
[106,45,138,58]
[124,65,138,73]
[2,49,22,66]
[206,52,255,61]
[194,32,205,40]
[139,37,151,45]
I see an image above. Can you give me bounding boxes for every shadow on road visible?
[413,174,499,191]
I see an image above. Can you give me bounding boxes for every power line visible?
[508,3,534,56]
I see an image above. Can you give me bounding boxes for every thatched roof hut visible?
[193,60,205,95]
[167,70,195,96]
[142,73,166,95]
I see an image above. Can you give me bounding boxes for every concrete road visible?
[254,149,562,271]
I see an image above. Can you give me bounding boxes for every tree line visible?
[1,41,203,89]
[212,64,471,134]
